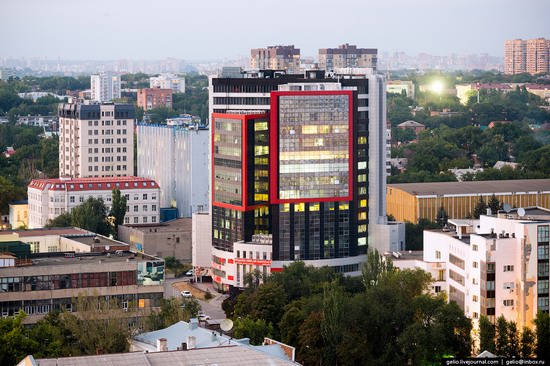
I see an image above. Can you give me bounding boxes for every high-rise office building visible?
[318,44,378,72]
[505,38,549,75]
[250,45,301,73]
[58,102,135,178]
[209,68,387,291]
[137,123,209,217]
[90,73,121,102]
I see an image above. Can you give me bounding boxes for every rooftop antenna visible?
[517,207,526,218]
[220,319,234,333]
[503,203,512,213]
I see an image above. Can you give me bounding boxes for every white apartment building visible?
[58,102,135,178]
[90,73,121,102]
[406,207,550,331]
[137,124,209,217]
[150,74,185,93]
[27,177,160,229]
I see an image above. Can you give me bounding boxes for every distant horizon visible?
[0,49,505,63]
[1,0,547,61]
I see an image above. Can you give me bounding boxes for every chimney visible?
[187,336,196,349]
[156,338,168,352]
[487,208,492,216]
[189,318,199,330]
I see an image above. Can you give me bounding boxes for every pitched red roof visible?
[28,176,159,192]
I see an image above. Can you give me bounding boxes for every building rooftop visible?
[132,320,295,364]
[0,227,92,238]
[22,345,297,366]
[388,179,550,196]
[28,176,158,192]
[397,120,424,127]
[122,218,192,233]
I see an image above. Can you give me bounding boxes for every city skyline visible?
[1,0,548,61]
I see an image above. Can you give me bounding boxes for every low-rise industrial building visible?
[387,179,550,223]
[118,218,192,262]
[0,228,164,324]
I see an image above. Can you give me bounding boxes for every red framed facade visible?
[268,90,354,204]
[212,112,269,212]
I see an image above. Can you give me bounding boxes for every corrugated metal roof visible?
[387,179,550,196]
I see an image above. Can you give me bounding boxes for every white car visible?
[185,269,194,277]
[198,313,210,321]
[181,290,193,298]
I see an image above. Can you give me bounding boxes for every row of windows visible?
[0,271,137,292]
[127,205,158,212]
[88,147,127,154]
[87,119,128,126]
[87,165,128,172]
[87,138,128,144]
[124,216,157,224]
[88,156,127,163]
[87,129,127,135]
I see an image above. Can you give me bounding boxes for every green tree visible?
[519,326,536,358]
[249,282,286,331]
[495,315,509,356]
[278,302,305,346]
[436,206,449,227]
[487,194,501,214]
[321,281,347,365]
[0,312,38,365]
[505,320,520,357]
[479,315,496,354]
[534,311,550,360]
[71,197,111,236]
[297,312,325,366]
[362,248,394,289]
[233,316,273,345]
[44,212,72,228]
[0,176,25,214]
[146,297,201,331]
[110,188,127,239]
[473,196,488,219]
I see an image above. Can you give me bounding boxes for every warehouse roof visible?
[387,179,550,196]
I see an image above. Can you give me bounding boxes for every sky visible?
[1,0,549,61]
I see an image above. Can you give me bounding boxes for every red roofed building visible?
[28,176,160,228]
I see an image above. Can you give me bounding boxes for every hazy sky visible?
[1,0,549,60]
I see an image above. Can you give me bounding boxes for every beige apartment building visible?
[505,38,549,75]
[318,44,377,72]
[58,102,135,178]
[250,45,301,73]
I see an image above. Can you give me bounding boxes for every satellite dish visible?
[105,245,110,251]
[220,319,234,332]
[503,203,512,213]
[517,208,526,217]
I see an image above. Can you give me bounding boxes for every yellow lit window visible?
[360,199,367,208]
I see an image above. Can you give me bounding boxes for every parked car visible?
[181,290,193,298]
[185,269,194,277]
[198,313,210,321]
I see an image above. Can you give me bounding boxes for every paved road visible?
[164,278,228,320]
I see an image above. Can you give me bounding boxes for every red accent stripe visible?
[270,267,283,272]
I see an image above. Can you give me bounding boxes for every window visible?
[143,194,148,200]
[436,251,441,259]
[70,196,75,203]
[143,217,148,224]
[503,299,514,307]
[472,244,478,251]
[472,312,479,319]
[487,263,495,273]
[473,295,478,302]
[134,217,139,224]
[473,261,478,268]
[143,205,148,212]
[538,280,549,294]
[134,206,138,212]
[503,282,514,290]
[434,286,441,293]
[124,217,129,224]
[152,216,157,223]
[503,265,514,272]
[152,205,157,211]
